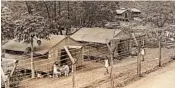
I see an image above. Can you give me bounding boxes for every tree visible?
[146,2,173,67]
[1,6,15,41]
[15,15,49,78]
[137,1,175,67]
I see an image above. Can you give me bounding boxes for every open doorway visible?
[60,49,69,66]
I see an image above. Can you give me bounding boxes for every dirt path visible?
[19,48,175,88]
[123,61,175,88]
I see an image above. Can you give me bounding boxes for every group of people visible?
[36,63,70,78]
[53,63,70,78]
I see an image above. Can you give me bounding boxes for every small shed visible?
[115,8,141,21]
[116,8,132,21]
[2,35,83,72]
[71,27,132,59]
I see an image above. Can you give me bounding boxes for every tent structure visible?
[2,35,83,72]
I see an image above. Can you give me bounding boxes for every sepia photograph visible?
[1,0,175,88]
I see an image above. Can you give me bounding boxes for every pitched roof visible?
[2,35,67,53]
[71,27,122,44]
[130,8,141,13]
[116,9,128,14]
[36,35,66,51]
[116,8,141,14]
[34,35,67,54]
[2,39,38,52]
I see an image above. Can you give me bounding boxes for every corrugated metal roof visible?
[71,27,122,44]
[2,35,66,53]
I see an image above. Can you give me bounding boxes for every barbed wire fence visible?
[1,32,175,88]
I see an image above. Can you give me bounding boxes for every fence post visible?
[132,33,142,77]
[72,63,76,88]
[110,52,114,88]
[137,47,141,77]
[159,36,162,67]
[31,37,35,78]
[106,42,114,88]
[63,46,76,88]
[5,77,10,88]
[142,37,145,47]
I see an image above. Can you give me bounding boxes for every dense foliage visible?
[1,1,175,40]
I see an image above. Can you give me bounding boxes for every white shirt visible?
[105,59,109,67]
[53,65,58,73]
[141,48,145,55]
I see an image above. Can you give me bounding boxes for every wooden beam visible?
[1,59,18,88]
[10,60,18,77]
[67,45,82,49]
[1,66,9,88]
[106,42,112,53]
[63,46,78,88]
[131,33,139,47]
[63,46,75,64]
[1,66,7,82]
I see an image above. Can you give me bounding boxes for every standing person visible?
[61,64,70,77]
[104,57,109,75]
[141,46,145,61]
[53,63,61,78]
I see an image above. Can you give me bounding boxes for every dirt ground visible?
[19,48,175,88]
[123,61,175,88]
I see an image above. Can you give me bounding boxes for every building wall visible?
[116,10,142,21]
[83,43,109,59]
[48,37,83,67]
[132,12,141,18]
[116,10,133,21]
[82,39,131,60]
